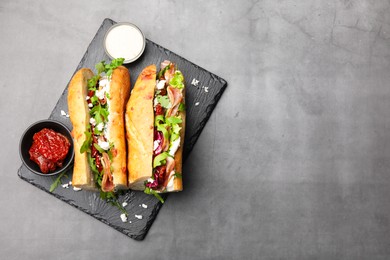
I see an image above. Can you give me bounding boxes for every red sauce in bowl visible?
[29,128,71,174]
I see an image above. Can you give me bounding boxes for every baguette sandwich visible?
[68,59,130,192]
[126,60,185,195]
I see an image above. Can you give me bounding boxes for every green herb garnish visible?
[169,71,184,89]
[173,172,182,179]
[49,171,68,192]
[144,187,165,203]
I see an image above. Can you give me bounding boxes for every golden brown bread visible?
[126,65,156,190]
[108,66,131,189]
[68,68,96,190]
[68,66,130,191]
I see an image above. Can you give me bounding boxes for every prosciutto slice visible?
[167,86,183,117]
[163,157,176,188]
[101,152,114,192]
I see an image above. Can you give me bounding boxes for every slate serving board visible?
[17,18,227,241]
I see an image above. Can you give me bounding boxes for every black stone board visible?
[17,18,227,241]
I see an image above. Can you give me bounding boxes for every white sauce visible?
[105,24,145,63]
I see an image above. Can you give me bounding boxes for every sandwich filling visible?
[145,60,185,194]
[80,58,124,193]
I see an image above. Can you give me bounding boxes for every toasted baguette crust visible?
[68,66,130,191]
[171,85,185,192]
[68,68,96,190]
[108,66,130,190]
[126,65,156,190]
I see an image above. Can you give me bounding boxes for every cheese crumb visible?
[73,187,82,191]
[122,202,128,207]
[89,117,96,126]
[141,204,148,209]
[156,80,166,90]
[153,140,160,151]
[191,78,199,86]
[135,215,143,220]
[60,110,67,116]
[204,87,209,93]
[195,102,200,106]
[62,183,69,189]
[96,123,104,132]
[98,139,110,150]
[120,213,128,222]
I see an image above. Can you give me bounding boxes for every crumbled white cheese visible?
[73,187,82,191]
[191,78,199,86]
[99,78,109,87]
[96,123,104,132]
[95,88,106,100]
[65,114,70,118]
[195,102,200,106]
[62,183,69,189]
[86,96,90,101]
[89,117,96,126]
[153,140,160,151]
[98,139,110,150]
[141,204,148,209]
[154,97,159,107]
[135,215,143,220]
[168,137,181,157]
[129,221,132,224]
[156,80,166,90]
[204,86,209,93]
[69,181,72,185]
[120,213,128,222]
[88,103,93,108]
[61,110,67,116]
[122,202,128,207]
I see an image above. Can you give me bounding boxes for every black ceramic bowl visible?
[19,120,74,176]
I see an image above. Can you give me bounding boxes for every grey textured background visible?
[2,0,390,259]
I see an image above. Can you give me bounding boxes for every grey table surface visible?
[2,0,390,259]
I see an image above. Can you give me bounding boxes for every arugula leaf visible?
[80,130,92,154]
[95,61,106,75]
[169,71,184,89]
[178,103,186,112]
[49,171,68,192]
[166,116,182,125]
[144,187,165,203]
[153,152,169,168]
[157,64,170,79]
[93,143,105,154]
[100,191,128,215]
[173,172,182,179]
[157,95,171,109]
[106,58,125,77]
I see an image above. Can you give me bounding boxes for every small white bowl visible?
[104,22,146,64]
